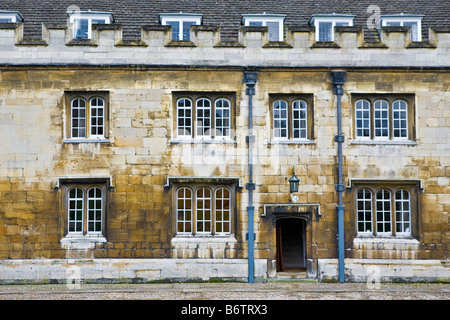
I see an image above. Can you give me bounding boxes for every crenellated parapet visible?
[0,22,448,67]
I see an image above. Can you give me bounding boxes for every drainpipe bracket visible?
[333,86,344,95]
[335,184,346,192]
[246,135,255,143]
[334,135,345,143]
[246,87,255,95]
[245,182,256,190]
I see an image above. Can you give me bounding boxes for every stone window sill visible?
[63,138,111,144]
[350,140,417,146]
[354,236,419,244]
[268,139,315,145]
[171,235,237,243]
[60,234,107,249]
[170,138,237,145]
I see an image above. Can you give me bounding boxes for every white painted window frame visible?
[392,99,409,140]
[215,187,232,235]
[215,98,231,138]
[68,187,84,234]
[176,98,193,138]
[379,15,423,42]
[67,185,104,236]
[356,189,373,234]
[68,11,113,40]
[89,97,105,138]
[292,99,308,140]
[395,190,411,235]
[196,98,212,138]
[373,99,390,140]
[70,96,106,139]
[309,14,355,42]
[356,187,412,237]
[176,95,233,141]
[355,99,371,139]
[376,189,392,235]
[175,185,233,236]
[0,11,23,23]
[160,13,203,41]
[273,99,289,139]
[242,14,285,41]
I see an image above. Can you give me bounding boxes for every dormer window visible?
[0,10,23,23]
[309,14,355,42]
[160,13,203,41]
[242,14,285,42]
[67,10,113,39]
[378,14,423,42]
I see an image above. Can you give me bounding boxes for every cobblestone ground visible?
[0,282,448,300]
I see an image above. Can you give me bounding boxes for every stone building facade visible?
[0,0,448,283]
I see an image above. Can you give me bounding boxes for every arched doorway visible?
[276,218,306,272]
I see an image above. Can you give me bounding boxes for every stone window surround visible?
[63,91,110,144]
[349,180,422,240]
[166,176,241,239]
[350,93,416,144]
[56,177,113,249]
[269,93,315,143]
[174,185,235,236]
[172,91,236,142]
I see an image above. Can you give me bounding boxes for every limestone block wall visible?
[0,66,448,265]
[0,23,448,67]
[0,258,268,284]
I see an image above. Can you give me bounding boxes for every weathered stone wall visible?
[0,24,448,67]
[0,258,268,284]
[0,66,448,267]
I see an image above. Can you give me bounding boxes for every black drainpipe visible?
[331,70,346,283]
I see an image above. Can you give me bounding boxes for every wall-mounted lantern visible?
[289,172,300,193]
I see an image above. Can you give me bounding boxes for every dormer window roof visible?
[377,14,424,42]
[159,13,203,41]
[67,10,113,39]
[242,14,286,41]
[309,14,356,42]
[0,10,24,23]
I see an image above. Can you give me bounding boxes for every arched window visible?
[90,98,105,137]
[355,184,415,237]
[292,100,307,139]
[215,98,231,137]
[376,189,392,234]
[71,98,86,138]
[68,188,84,233]
[215,188,231,234]
[273,100,288,138]
[175,185,233,236]
[176,187,192,234]
[395,190,411,234]
[196,187,212,234]
[374,100,389,139]
[393,100,408,139]
[177,98,192,137]
[355,99,371,138]
[87,187,103,233]
[196,98,212,137]
[357,189,372,233]
[67,93,108,140]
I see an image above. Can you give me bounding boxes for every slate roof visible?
[0,0,448,42]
